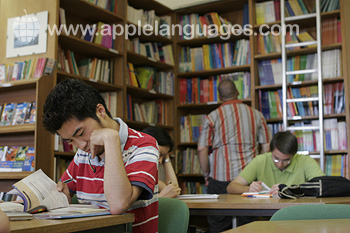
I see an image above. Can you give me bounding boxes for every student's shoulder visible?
[127,128,158,148]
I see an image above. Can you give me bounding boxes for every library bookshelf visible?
[173,0,350,193]
[1,0,350,194]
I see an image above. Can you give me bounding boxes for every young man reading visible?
[227,131,325,195]
[43,79,159,233]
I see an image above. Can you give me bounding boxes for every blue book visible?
[285,1,295,16]
[291,88,305,116]
[260,91,271,119]
[261,60,275,85]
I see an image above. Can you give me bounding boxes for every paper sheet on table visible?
[176,194,219,199]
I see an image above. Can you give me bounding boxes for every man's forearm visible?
[163,161,179,186]
[227,182,250,194]
[103,134,136,215]
[198,146,209,175]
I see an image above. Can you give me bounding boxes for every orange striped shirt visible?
[198,100,271,181]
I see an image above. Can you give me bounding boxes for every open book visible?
[10,169,110,219]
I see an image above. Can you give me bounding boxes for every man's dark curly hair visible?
[43,79,112,134]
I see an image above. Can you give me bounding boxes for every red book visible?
[200,79,204,103]
[208,77,214,102]
[274,0,281,21]
[337,20,342,43]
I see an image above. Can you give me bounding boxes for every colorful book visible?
[0,103,17,126]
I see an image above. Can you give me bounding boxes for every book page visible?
[13,169,69,211]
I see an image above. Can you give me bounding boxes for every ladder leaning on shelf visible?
[280,0,324,171]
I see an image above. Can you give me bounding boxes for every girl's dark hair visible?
[142,127,173,152]
[43,79,112,134]
[270,131,298,155]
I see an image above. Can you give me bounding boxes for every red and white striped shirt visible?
[61,118,159,233]
[198,100,271,181]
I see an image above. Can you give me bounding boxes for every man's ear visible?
[96,104,107,118]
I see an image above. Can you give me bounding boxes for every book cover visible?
[0,103,17,126]
[43,58,57,76]
[6,146,19,162]
[22,147,35,172]
[25,101,36,124]
[0,146,8,161]
[12,102,29,125]
[15,146,28,161]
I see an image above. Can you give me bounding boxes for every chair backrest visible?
[158,197,189,233]
[270,204,350,221]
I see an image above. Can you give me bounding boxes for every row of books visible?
[259,83,344,119]
[80,22,117,49]
[176,148,202,175]
[268,118,347,152]
[127,5,171,38]
[126,63,174,96]
[58,46,114,83]
[258,49,341,86]
[54,134,78,153]
[179,39,250,73]
[0,58,56,83]
[127,38,175,65]
[59,8,118,49]
[179,72,251,105]
[255,0,282,24]
[180,114,206,143]
[257,19,341,55]
[0,146,35,172]
[101,92,117,117]
[177,11,242,40]
[0,102,36,126]
[55,156,71,182]
[325,154,348,178]
[85,0,118,13]
[180,181,207,194]
[255,0,339,25]
[126,95,167,125]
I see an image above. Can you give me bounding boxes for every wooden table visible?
[222,219,350,233]
[182,194,350,216]
[10,213,134,233]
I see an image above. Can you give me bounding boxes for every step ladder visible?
[280,0,324,171]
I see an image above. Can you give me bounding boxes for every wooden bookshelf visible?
[124,0,175,134]
[1,0,350,191]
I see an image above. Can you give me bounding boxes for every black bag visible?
[278,176,350,199]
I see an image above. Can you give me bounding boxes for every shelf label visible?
[207,101,218,105]
[149,90,156,94]
[149,123,156,126]
[108,48,119,54]
[291,81,302,85]
[89,78,98,83]
[1,83,12,87]
[148,57,157,62]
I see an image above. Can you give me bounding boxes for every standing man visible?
[43,79,159,233]
[197,79,271,232]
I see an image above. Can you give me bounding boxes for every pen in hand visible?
[261,182,271,191]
